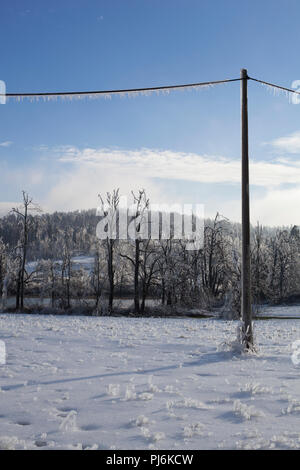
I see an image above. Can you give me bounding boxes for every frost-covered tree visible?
[138,239,160,313]
[97,189,120,313]
[120,190,150,314]
[201,214,231,306]
[11,191,41,309]
[0,238,7,310]
[37,259,61,308]
[90,243,107,313]
[59,229,73,309]
[265,227,300,303]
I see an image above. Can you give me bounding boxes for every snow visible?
[1,313,300,449]
[258,305,300,318]
[26,256,94,275]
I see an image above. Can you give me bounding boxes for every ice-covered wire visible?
[249,76,300,97]
[4,75,300,104]
[0,77,242,103]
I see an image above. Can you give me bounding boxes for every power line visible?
[249,76,300,96]
[1,75,300,102]
[0,77,241,102]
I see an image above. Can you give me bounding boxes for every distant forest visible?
[0,190,299,317]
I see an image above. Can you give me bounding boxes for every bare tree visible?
[11,191,41,310]
[139,239,160,313]
[120,190,149,314]
[0,238,8,310]
[91,242,106,313]
[60,229,72,309]
[251,222,268,304]
[201,214,229,304]
[98,189,120,313]
[266,228,300,303]
[37,259,60,308]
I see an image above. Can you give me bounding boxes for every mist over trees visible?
[0,190,299,317]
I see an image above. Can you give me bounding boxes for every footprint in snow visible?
[35,440,48,447]
[16,420,31,426]
[80,424,101,431]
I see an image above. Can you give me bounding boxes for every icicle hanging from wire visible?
[259,81,293,102]
[2,77,241,103]
[4,75,300,104]
[248,77,300,104]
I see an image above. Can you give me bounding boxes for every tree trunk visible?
[107,240,114,314]
[16,270,21,310]
[134,240,140,314]
[161,277,165,305]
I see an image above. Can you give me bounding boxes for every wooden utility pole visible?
[241,68,253,348]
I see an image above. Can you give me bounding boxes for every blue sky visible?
[1,0,300,225]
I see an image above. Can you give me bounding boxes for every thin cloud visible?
[0,141,13,147]
[56,146,300,187]
[3,145,300,225]
[269,131,300,154]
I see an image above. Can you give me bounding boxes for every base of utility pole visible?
[241,68,253,350]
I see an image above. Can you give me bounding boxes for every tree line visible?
[0,190,299,317]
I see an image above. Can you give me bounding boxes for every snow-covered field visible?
[259,305,300,318]
[26,256,94,275]
[1,313,300,450]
